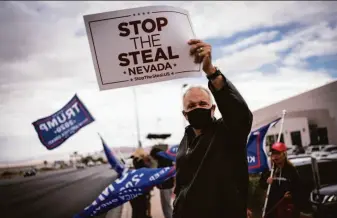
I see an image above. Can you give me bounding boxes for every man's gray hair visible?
[182,85,214,105]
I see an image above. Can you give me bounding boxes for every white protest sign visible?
[83,5,201,91]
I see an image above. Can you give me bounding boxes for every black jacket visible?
[156,155,175,189]
[133,157,147,169]
[150,147,175,189]
[259,161,302,217]
[173,74,253,218]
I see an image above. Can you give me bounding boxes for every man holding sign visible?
[173,39,253,218]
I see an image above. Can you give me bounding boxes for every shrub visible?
[1,170,19,179]
[248,174,266,218]
[39,167,55,172]
[1,171,17,176]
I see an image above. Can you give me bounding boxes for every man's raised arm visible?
[208,71,253,135]
[188,39,253,135]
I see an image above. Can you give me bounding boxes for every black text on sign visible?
[117,17,180,76]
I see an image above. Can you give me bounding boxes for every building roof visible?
[253,79,337,113]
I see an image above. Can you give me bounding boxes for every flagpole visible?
[117,149,126,163]
[132,87,142,148]
[261,109,286,218]
[276,110,286,143]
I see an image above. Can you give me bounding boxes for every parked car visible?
[23,168,37,177]
[287,147,296,155]
[309,158,337,218]
[306,145,323,154]
[326,150,337,159]
[76,163,86,169]
[87,161,95,167]
[288,157,337,213]
[294,145,305,155]
[312,145,337,159]
[95,161,102,166]
[310,184,337,218]
[288,156,318,212]
[288,154,311,162]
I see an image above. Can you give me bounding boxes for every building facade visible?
[252,80,337,149]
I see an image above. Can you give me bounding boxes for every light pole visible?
[132,87,142,148]
[156,118,162,132]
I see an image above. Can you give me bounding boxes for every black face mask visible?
[186,108,213,129]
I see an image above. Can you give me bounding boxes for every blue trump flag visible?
[32,94,94,150]
[157,144,179,162]
[99,134,126,176]
[247,118,281,174]
[74,166,176,218]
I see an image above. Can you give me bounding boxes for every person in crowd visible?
[130,148,152,218]
[259,142,302,218]
[172,39,253,218]
[150,146,175,218]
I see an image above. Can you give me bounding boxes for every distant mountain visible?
[0,144,166,168]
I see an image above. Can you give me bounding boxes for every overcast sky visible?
[1,1,337,163]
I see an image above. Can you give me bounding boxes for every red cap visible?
[271,142,287,152]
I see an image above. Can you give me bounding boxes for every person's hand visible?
[284,191,292,199]
[188,39,216,75]
[267,177,273,184]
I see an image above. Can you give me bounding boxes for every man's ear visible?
[182,110,189,121]
[211,104,216,117]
